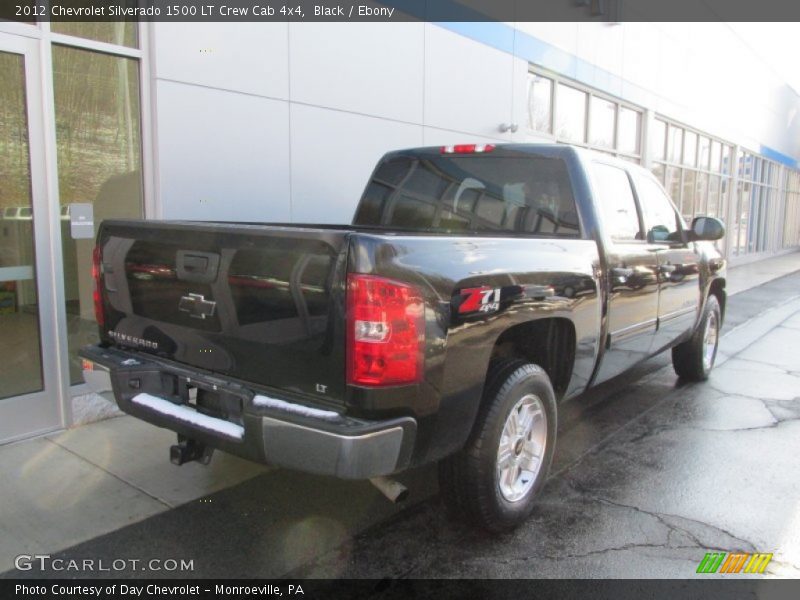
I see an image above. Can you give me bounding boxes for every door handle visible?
[659,264,677,275]
[610,267,634,283]
[176,250,220,284]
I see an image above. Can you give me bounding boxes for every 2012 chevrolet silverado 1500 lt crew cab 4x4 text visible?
[81,144,726,531]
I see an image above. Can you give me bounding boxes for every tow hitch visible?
[170,435,214,466]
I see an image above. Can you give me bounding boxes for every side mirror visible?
[690,216,725,241]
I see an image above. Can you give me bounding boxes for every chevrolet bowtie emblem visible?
[178,293,217,319]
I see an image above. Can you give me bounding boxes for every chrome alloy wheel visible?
[703,309,719,371]
[496,393,548,503]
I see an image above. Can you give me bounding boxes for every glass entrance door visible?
[0,36,62,442]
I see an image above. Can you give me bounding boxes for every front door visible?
[0,36,62,442]
[590,162,660,385]
[634,173,702,352]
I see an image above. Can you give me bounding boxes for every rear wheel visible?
[438,361,557,532]
[672,294,721,381]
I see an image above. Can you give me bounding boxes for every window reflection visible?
[617,107,640,155]
[555,84,586,143]
[683,130,697,167]
[667,125,682,163]
[0,51,44,399]
[51,21,138,49]
[698,136,710,170]
[589,96,615,148]
[53,45,144,384]
[651,119,666,161]
[527,74,552,134]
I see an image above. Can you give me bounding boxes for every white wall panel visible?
[424,24,513,140]
[575,23,624,78]
[510,56,531,142]
[156,81,291,222]
[289,22,424,123]
[153,22,289,99]
[290,104,423,223]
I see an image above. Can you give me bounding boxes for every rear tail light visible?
[92,245,105,328]
[346,274,424,386]
[440,144,495,154]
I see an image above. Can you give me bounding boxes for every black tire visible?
[672,294,721,381]
[438,360,557,533]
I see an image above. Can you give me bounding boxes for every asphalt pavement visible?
[4,270,800,579]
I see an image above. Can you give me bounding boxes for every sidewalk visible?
[725,251,800,295]
[0,250,798,575]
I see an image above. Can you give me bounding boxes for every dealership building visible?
[1,18,799,442]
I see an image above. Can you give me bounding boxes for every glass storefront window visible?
[0,51,44,399]
[617,106,640,155]
[681,169,696,221]
[51,22,138,49]
[698,136,710,170]
[695,172,708,216]
[555,84,587,143]
[589,96,615,148]
[683,130,697,167]
[667,125,682,163]
[651,163,665,184]
[722,146,732,175]
[708,175,720,218]
[650,119,666,161]
[665,166,681,208]
[710,141,721,173]
[52,45,144,384]
[527,73,553,134]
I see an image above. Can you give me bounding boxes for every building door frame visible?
[0,20,154,443]
[0,33,64,443]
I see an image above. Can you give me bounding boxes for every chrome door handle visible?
[611,267,634,283]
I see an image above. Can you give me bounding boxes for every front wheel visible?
[672,294,721,381]
[438,361,557,532]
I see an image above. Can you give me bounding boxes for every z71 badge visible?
[458,286,502,314]
[453,284,526,318]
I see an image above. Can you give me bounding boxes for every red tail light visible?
[440,144,495,154]
[92,245,105,327]
[346,274,424,386]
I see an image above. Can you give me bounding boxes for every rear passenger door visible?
[590,162,660,385]
[634,173,702,353]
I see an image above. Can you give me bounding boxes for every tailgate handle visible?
[183,255,208,272]
[176,250,220,284]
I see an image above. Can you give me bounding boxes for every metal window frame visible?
[526,66,644,162]
[0,12,153,427]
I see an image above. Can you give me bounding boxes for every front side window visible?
[591,163,641,241]
[636,174,683,243]
[354,153,580,237]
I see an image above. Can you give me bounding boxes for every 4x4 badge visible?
[179,293,217,319]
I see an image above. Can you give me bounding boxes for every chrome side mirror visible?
[690,216,725,241]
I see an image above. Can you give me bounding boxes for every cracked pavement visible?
[5,271,800,579]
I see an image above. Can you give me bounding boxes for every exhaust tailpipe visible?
[370,476,409,503]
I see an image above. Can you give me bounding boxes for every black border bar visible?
[4,0,800,22]
[4,579,800,600]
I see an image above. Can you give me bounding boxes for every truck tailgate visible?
[95,220,350,405]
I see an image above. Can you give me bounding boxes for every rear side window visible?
[591,163,642,242]
[353,154,580,236]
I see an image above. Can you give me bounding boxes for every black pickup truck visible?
[81,144,726,531]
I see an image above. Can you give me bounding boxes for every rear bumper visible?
[79,345,416,479]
